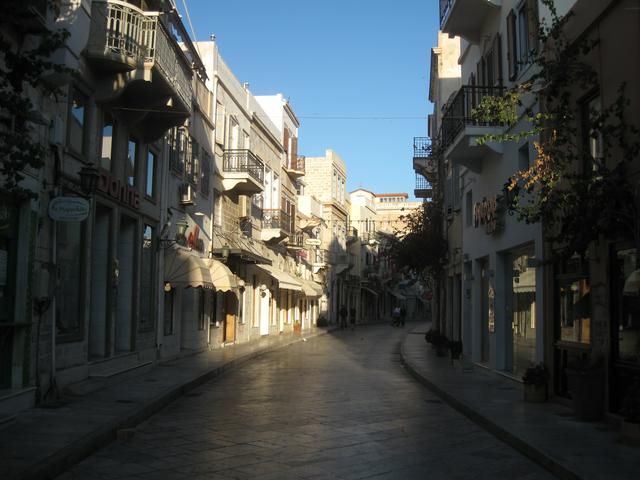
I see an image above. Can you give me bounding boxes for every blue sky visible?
[176,1,440,198]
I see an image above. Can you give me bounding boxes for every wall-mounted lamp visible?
[158,216,189,249]
[221,244,230,261]
[78,165,100,197]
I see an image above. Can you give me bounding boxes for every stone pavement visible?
[400,322,640,480]
[0,328,330,480]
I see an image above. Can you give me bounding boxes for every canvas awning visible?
[209,259,237,292]
[300,279,323,297]
[164,246,213,289]
[257,265,303,291]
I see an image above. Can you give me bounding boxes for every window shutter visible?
[507,10,517,80]
[493,33,503,86]
[291,136,298,168]
[215,103,226,145]
[527,0,539,54]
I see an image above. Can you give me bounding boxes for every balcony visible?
[261,209,291,243]
[222,150,264,194]
[284,155,305,179]
[441,85,505,172]
[413,137,438,183]
[85,0,192,140]
[285,232,305,250]
[439,0,502,43]
[414,174,433,199]
[347,227,358,244]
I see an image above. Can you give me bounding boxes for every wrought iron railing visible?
[441,85,506,151]
[89,0,192,109]
[287,232,304,248]
[262,209,292,233]
[415,174,433,199]
[440,0,454,27]
[222,150,264,184]
[413,137,432,159]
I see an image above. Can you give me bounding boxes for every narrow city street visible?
[57,325,555,480]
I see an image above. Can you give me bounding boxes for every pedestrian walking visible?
[391,306,400,327]
[339,305,348,330]
[400,306,406,327]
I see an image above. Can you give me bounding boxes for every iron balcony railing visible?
[441,85,506,152]
[415,174,433,199]
[88,0,192,110]
[413,137,432,159]
[262,209,292,233]
[439,0,454,27]
[287,232,305,248]
[222,149,265,184]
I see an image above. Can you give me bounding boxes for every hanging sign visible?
[305,238,322,246]
[473,195,502,235]
[49,196,90,222]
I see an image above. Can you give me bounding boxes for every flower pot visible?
[566,368,605,421]
[523,383,547,403]
[619,419,640,446]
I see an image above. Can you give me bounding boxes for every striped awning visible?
[209,259,237,292]
[164,246,213,289]
[257,265,303,291]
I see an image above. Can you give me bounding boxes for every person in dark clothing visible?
[339,305,348,330]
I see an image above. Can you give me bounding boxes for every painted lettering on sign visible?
[187,225,205,254]
[97,170,140,209]
[473,196,502,235]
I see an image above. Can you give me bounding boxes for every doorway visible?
[223,291,237,343]
[479,259,490,364]
[115,215,136,353]
[89,205,111,359]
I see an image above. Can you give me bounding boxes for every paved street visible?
[57,325,555,480]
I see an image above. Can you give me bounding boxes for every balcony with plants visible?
[439,0,501,43]
[221,149,265,195]
[441,84,506,172]
[85,0,194,139]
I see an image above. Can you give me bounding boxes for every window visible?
[68,88,87,155]
[127,137,138,186]
[145,150,156,198]
[507,10,518,79]
[197,288,205,330]
[518,142,530,171]
[581,94,603,172]
[201,150,211,195]
[615,248,640,364]
[56,219,85,339]
[164,290,174,336]
[140,225,154,329]
[100,112,115,170]
[186,138,197,184]
[516,0,538,66]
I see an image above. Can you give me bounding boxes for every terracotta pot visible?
[523,383,547,403]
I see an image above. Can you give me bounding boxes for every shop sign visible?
[473,196,502,235]
[305,238,322,246]
[49,196,90,222]
[97,170,140,210]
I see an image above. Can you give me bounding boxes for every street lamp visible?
[78,165,100,197]
[158,216,189,249]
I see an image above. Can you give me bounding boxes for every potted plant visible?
[293,321,301,334]
[620,382,640,445]
[449,340,463,360]
[565,354,605,421]
[522,363,549,403]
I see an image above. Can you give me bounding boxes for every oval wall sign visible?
[49,196,90,222]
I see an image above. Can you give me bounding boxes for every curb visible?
[399,341,582,480]
[16,329,331,480]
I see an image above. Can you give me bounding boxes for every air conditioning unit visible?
[179,183,196,205]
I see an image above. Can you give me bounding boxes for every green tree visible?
[473,0,640,260]
[0,0,70,197]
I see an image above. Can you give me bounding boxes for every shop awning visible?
[257,265,303,291]
[164,246,213,289]
[209,259,237,292]
[333,264,350,275]
[300,279,324,297]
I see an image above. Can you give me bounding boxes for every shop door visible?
[480,261,490,364]
[611,246,640,413]
[0,203,17,388]
[223,291,236,343]
[89,205,111,359]
[115,215,136,353]
[511,250,537,377]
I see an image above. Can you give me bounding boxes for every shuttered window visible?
[507,10,518,80]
